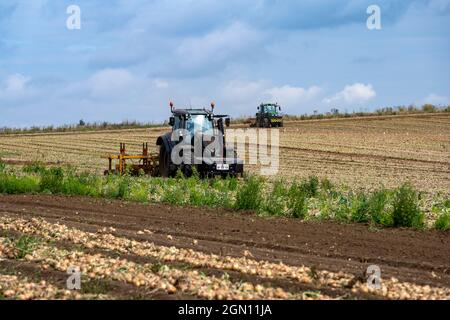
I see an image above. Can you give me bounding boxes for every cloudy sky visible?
[0,0,449,127]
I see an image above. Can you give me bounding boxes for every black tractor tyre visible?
[263,118,270,128]
[159,144,172,178]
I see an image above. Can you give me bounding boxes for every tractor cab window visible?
[264,105,278,115]
[185,115,213,135]
[173,116,183,130]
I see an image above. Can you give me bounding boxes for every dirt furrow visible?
[1,229,359,299]
[0,195,448,277]
[0,194,448,289]
[0,210,449,299]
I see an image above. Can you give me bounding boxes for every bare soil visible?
[0,194,448,294]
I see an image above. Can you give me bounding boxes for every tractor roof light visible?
[211,102,215,111]
[169,101,174,111]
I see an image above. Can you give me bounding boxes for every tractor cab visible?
[185,114,214,134]
[168,103,230,135]
[258,103,282,117]
[170,110,214,134]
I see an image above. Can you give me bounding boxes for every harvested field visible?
[1,114,449,192]
[0,194,449,300]
[0,114,449,300]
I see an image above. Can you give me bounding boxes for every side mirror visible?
[279,106,281,111]
[225,118,231,127]
[169,117,175,126]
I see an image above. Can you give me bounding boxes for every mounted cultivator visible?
[102,143,159,176]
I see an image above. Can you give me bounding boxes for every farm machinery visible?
[102,143,159,176]
[103,102,244,178]
[248,103,284,128]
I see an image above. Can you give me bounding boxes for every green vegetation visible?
[287,182,308,219]
[0,120,165,135]
[434,212,450,231]
[366,189,392,227]
[264,179,288,216]
[81,278,112,295]
[392,184,425,228]
[300,176,319,198]
[14,236,40,259]
[0,164,448,230]
[235,175,264,210]
[0,173,40,194]
[281,104,449,122]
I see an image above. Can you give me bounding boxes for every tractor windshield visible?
[186,115,213,135]
[265,105,279,115]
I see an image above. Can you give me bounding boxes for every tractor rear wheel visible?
[159,144,172,177]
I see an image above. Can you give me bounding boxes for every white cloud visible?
[87,69,136,98]
[0,74,33,101]
[153,79,169,89]
[13,69,170,125]
[2,73,30,92]
[221,80,267,105]
[422,93,448,105]
[324,83,376,105]
[176,22,264,70]
[220,80,323,115]
[265,85,322,107]
[54,68,163,110]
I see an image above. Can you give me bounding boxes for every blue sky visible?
[0,0,449,127]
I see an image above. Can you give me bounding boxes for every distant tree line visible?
[0,120,165,135]
[1,104,449,134]
[282,104,450,121]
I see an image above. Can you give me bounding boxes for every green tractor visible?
[251,103,284,128]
